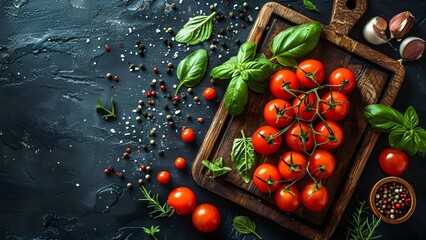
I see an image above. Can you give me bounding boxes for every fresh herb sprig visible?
[202,157,232,180]
[364,104,426,155]
[142,225,160,240]
[303,0,320,12]
[175,12,216,45]
[139,185,174,218]
[211,42,280,116]
[95,97,116,120]
[346,201,381,240]
[233,216,263,239]
[231,130,256,183]
[175,49,208,95]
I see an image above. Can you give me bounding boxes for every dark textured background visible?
[1,0,425,239]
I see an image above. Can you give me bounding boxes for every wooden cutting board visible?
[192,0,405,239]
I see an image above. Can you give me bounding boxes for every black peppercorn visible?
[138,43,145,50]
[167,62,173,68]
[163,104,169,110]
[139,63,145,70]
[141,145,148,151]
[186,113,192,119]
[171,3,176,9]
[138,50,144,56]
[158,150,164,156]
[147,112,153,118]
[220,28,225,35]
[180,92,186,98]
[220,42,227,48]
[135,40,141,46]
[212,38,218,44]
[235,39,242,46]
[167,68,172,74]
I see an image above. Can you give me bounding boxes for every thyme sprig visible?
[142,225,160,240]
[95,97,116,120]
[139,185,174,219]
[346,201,381,240]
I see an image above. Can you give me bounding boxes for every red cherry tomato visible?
[269,70,300,100]
[181,128,196,143]
[284,122,315,152]
[263,99,294,128]
[328,68,356,94]
[274,184,301,212]
[314,120,344,150]
[320,91,350,121]
[252,126,282,155]
[292,93,318,122]
[301,182,329,211]
[378,148,409,176]
[157,170,171,184]
[308,149,336,179]
[174,157,187,169]
[167,187,197,216]
[191,203,221,233]
[296,59,325,89]
[277,151,307,181]
[203,87,216,100]
[253,163,282,193]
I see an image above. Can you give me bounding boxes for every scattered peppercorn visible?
[243,2,249,7]
[239,13,245,19]
[158,150,164,156]
[135,40,141,46]
[210,44,216,50]
[129,64,135,70]
[149,129,156,136]
[146,92,152,97]
[126,183,132,189]
[226,25,233,31]
[105,44,111,52]
[104,168,111,175]
[153,67,159,73]
[140,164,147,171]
[126,147,132,153]
[151,91,156,97]
[138,50,144,56]
[163,104,169,110]
[138,43,145,50]
[229,11,235,18]
[173,95,180,102]
[242,24,247,29]
[146,166,152,172]
[139,63,145,70]
[212,38,218,44]
[186,113,192,119]
[166,114,172,121]
[215,14,222,22]
[220,28,225,35]
[209,5,215,11]
[136,116,142,122]
[171,3,176,9]
[145,174,151,180]
[160,85,166,91]
[115,171,124,178]
[106,73,113,79]
[150,80,156,86]
[141,145,148,151]
[138,178,144,185]
[187,88,193,93]
[122,152,129,159]
[198,117,204,123]
[210,78,216,84]
[113,76,119,81]
[147,112,153,119]
[149,139,155,145]
[167,68,172,74]
[167,62,174,68]
[166,27,173,33]
[168,121,175,127]
[194,96,200,102]
[180,92,186,99]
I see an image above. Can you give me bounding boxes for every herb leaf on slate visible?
[233,216,263,239]
[270,21,321,68]
[346,201,381,240]
[175,49,208,95]
[364,104,426,155]
[231,130,256,183]
[224,76,249,117]
[202,157,232,180]
[303,0,320,12]
[142,225,160,240]
[96,97,116,120]
[175,12,216,45]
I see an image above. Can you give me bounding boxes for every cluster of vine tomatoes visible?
[251,59,356,212]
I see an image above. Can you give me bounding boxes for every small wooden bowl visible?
[369,176,416,224]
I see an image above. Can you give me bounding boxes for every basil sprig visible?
[303,0,320,12]
[202,157,232,180]
[270,21,321,68]
[211,42,280,116]
[364,104,426,155]
[176,49,208,95]
[231,130,256,183]
[175,12,216,45]
[233,216,263,239]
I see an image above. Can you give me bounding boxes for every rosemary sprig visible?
[142,225,160,240]
[95,97,116,120]
[139,185,174,218]
[346,201,382,240]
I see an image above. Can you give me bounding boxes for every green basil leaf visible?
[364,104,405,133]
[231,130,256,183]
[225,77,248,116]
[211,63,238,80]
[303,0,320,12]
[389,128,417,156]
[403,106,419,129]
[176,49,208,95]
[233,216,263,239]
[246,80,267,93]
[270,21,321,66]
[175,12,216,45]
[275,56,298,68]
[202,157,231,180]
[237,42,257,64]
[414,127,426,152]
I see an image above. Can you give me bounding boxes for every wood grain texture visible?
[192,0,405,239]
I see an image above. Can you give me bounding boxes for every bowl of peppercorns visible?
[369,176,416,224]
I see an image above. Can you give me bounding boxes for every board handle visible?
[328,0,368,36]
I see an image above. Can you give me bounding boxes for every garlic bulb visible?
[363,17,388,45]
[389,11,415,41]
[399,37,425,61]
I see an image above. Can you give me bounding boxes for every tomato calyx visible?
[256,174,279,194]
[273,104,292,124]
[281,152,303,173]
[299,67,321,87]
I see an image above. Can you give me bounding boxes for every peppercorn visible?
[210,78,216,84]
[146,166,152,172]
[167,62,174,68]
[105,44,111,52]
[186,113,192,119]
[166,114,172,120]
[138,178,144,185]
[139,63,145,70]
[126,183,132,189]
[147,112,153,119]
[171,3,176,9]
[115,171,124,178]
[167,68,172,74]
[194,96,200,102]
[243,2,249,7]
[180,92,186,98]
[235,39,242,46]
[150,81,155,86]
[145,174,151,180]
[136,116,142,122]
[141,145,148,151]
[198,117,204,123]
[212,38,218,44]
[153,67,159,73]
[106,73,113,79]
[129,64,135,70]
[138,50,144,56]
[172,100,178,105]
[104,168,111,175]
[158,150,164,156]
[126,147,132,153]
[229,11,235,18]
[146,91,152,97]
[135,40,141,46]
[220,28,225,35]
[149,139,155,145]
[138,43,145,50]
[142,112,148,118]
[188,88,193,93]
[149,129,156,136]
[166,27,173,33]
[122,152,129,159]
[113,76,119,81]
[173,95,180,101]
[239,13,245,19]
[227,25,233,31]
[160,85,166,91]
[215,14,222,22]
[168,121,175,127]
[210,44,216,50]
[151,91,156,97]
[242,24,247,29]
[163,104,169,110]
[220,42,227,48]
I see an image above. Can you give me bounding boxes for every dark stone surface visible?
[1,0,425,239]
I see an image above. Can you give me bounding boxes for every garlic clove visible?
[399,37,425,61]
[363,17,388,45]
[389,11,415,41]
